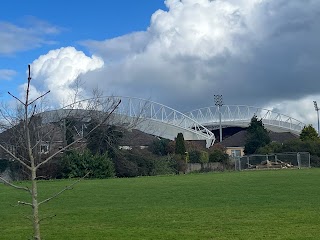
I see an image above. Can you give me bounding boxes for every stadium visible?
[44,96,306,149]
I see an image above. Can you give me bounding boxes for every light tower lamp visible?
[313,101,319,136]
[214,94,223,142]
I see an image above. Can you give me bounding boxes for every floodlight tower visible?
[313,101,320,136]
[214,94,223,142]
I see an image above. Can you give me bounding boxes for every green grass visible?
[1,168,320,239]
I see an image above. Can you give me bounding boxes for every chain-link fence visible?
[234,152,310,171]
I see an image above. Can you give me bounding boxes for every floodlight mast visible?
[214,94,223,142]
[313,101,319,136]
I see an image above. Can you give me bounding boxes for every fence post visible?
[297,152,301,169]
[235,158,239,171]
[308,153,311,168]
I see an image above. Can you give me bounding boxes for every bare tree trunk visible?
[31,168,40,240]
[24,65,41,240]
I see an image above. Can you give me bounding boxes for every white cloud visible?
[80,31,151,62]
[25,0,318,126]
[0,17,61,55]
[28,47,104,106]
[263,96,320,129]
[0,69,16,80]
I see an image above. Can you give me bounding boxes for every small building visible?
[219,130,298,157]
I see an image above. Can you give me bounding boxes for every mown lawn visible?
[1,168,320,239]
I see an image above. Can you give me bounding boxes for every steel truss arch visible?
[185,105,305,134]
[55,96,216,148]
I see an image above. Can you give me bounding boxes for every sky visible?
[1,0,320,127]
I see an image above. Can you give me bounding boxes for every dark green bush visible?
[199,151,209,163]
[189,150,201,163]
[151,156,175,175]
[149,139,171,156]
[310,155,320,167]
[172,154,187,174]
[0,159,9,172]
[61,150,115,179]
[127,152,155,176]
[209,149,229,163]
[113,155,139,178]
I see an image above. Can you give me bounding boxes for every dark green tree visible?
[244,115,271,154]
[300,124,319,141]
[86,120,123,157]
[149,138,171,156]
[175,132,186,155]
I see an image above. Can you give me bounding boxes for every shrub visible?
[113,155,139,178]
[61,150,115,179]
[209,149,229,163]
[151,156,175,175]
[189,150,201,163]
[149,139,171,156]
[126,151,155,176]
[172,154,187,174]
[0,159,9,172]
[310,155,320,167]
[199,151,209,163]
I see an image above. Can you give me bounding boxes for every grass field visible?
[1,168,320,239]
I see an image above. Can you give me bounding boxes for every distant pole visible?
[214,95,223,142]
[313,101,320,136]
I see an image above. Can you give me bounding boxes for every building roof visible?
[220,130,247,147]
[119,129,159,146]
[268,131,298,143]
[219,130,298,148]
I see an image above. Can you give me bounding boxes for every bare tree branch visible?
[28,91,51,107]
[0,106,18,129]
[0,176,31,193]
[39,214,56,223]
[36,99,121,170]
[31,123,59,152]
[7,92,24,105]
[0,144,31,170]
[28,104,37,124]
[17,200,33,207]
[25,65,32,107]
[38,172,90,206]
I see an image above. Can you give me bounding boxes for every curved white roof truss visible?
[185,105,305,135]
[59,96,216,147]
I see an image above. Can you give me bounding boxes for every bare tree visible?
[0,65,123,240]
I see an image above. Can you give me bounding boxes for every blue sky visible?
[0,0,165,94]
[1,0,320,126]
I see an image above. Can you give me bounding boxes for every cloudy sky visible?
[1,0,320,127]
